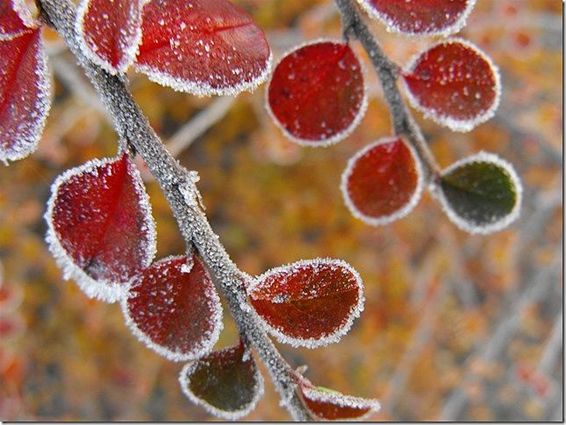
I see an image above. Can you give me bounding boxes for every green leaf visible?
[438,152,521,234]
[178,341,264,420]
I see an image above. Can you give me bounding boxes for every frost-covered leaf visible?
[0,28,51,163]
[402,39,501,132]
[0,0,37,39]
[341,137,423,226]
[45,153,157,303]
[179,340,264,419]
[135,0,271,96]
[248,259,364,348]
[267,40,366,146]
[436,152,522,234]
[356,0,476,36]
[299,379,381,421]
[76,0,143,74]
[122,254,223,361]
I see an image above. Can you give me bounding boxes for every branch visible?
[333,0,441,182]
[37,0,312,420]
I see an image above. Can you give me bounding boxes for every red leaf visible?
[0,28,51,163]
[248,259,364,348]
[0,0,37,39]
[267,40,366,146]
[45,153,157,303]
[122,254,223,361]
[135,0,271,96]
[341,137,423,226]
[76,0,143,74]
[357,0,476,35]
[179,340,264,419]
[299,379,381,421]
[402,39,501,132]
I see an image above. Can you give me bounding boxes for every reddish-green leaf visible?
[179,340,264,419]
[248,259,364,348]
[0,0,36,39]
[403,39,500,132]
[299,379,381,421]
[122,254,223,361]
[267,40,367,146]
[135,0,271,96]
[45,153,156,302]
[0,28,51,163]
[357,0,476,36]
[341,137,423,226]
[436,152,522,234]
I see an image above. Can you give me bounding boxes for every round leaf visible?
[299,380,381,421]
[267,40,367,146]
[76,0,144,74]
[356,0,476,36]
[436,152,522,234]
[0,28,51,163]
[122,254,223,361]
[402,39,501,132]
[45,153,157,302]
[248,258,364,348]
[341,137,423,226]
[135,0,271,96]
[179,341,264,420]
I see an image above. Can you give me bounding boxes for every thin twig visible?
[38,0,312,420]
[333,0,441,182]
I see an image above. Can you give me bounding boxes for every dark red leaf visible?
[402,39,500,132]
[0,0,36,38]
[341,137,423,226]
[357,0,476,35]
[45,153,157,303]
[76,0,143,74]
[122,254,223,361]
[135,0,271,96]
[179,340,263,419]
[267,41,366,146]
[248,259,364,348]
[299,378,381,421]
[0,28,51,163]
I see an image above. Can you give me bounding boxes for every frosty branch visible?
[36,0,313,420]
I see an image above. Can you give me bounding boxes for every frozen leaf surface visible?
[437,152,522,234]
[0,0,36,39]
[267,40,366,146]
[356,0,476,36]
[76,0,143,74]
[122,255,223,361]
[403,39,500,132]
[45,153,157,303]
[135,0,271,96]
[341,137,423,226]
[179,340,264,419]
[0,28,51,163]
[299,379,381,421]
[248,259,364,348]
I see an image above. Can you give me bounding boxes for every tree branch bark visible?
[334,0,441,182]
[37,0,312,420]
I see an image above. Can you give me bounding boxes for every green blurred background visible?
[0,0,562,421]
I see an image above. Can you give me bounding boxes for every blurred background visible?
[0,0,562,421]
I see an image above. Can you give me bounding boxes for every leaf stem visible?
[37,0,312,420]
[334,0,441,181]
